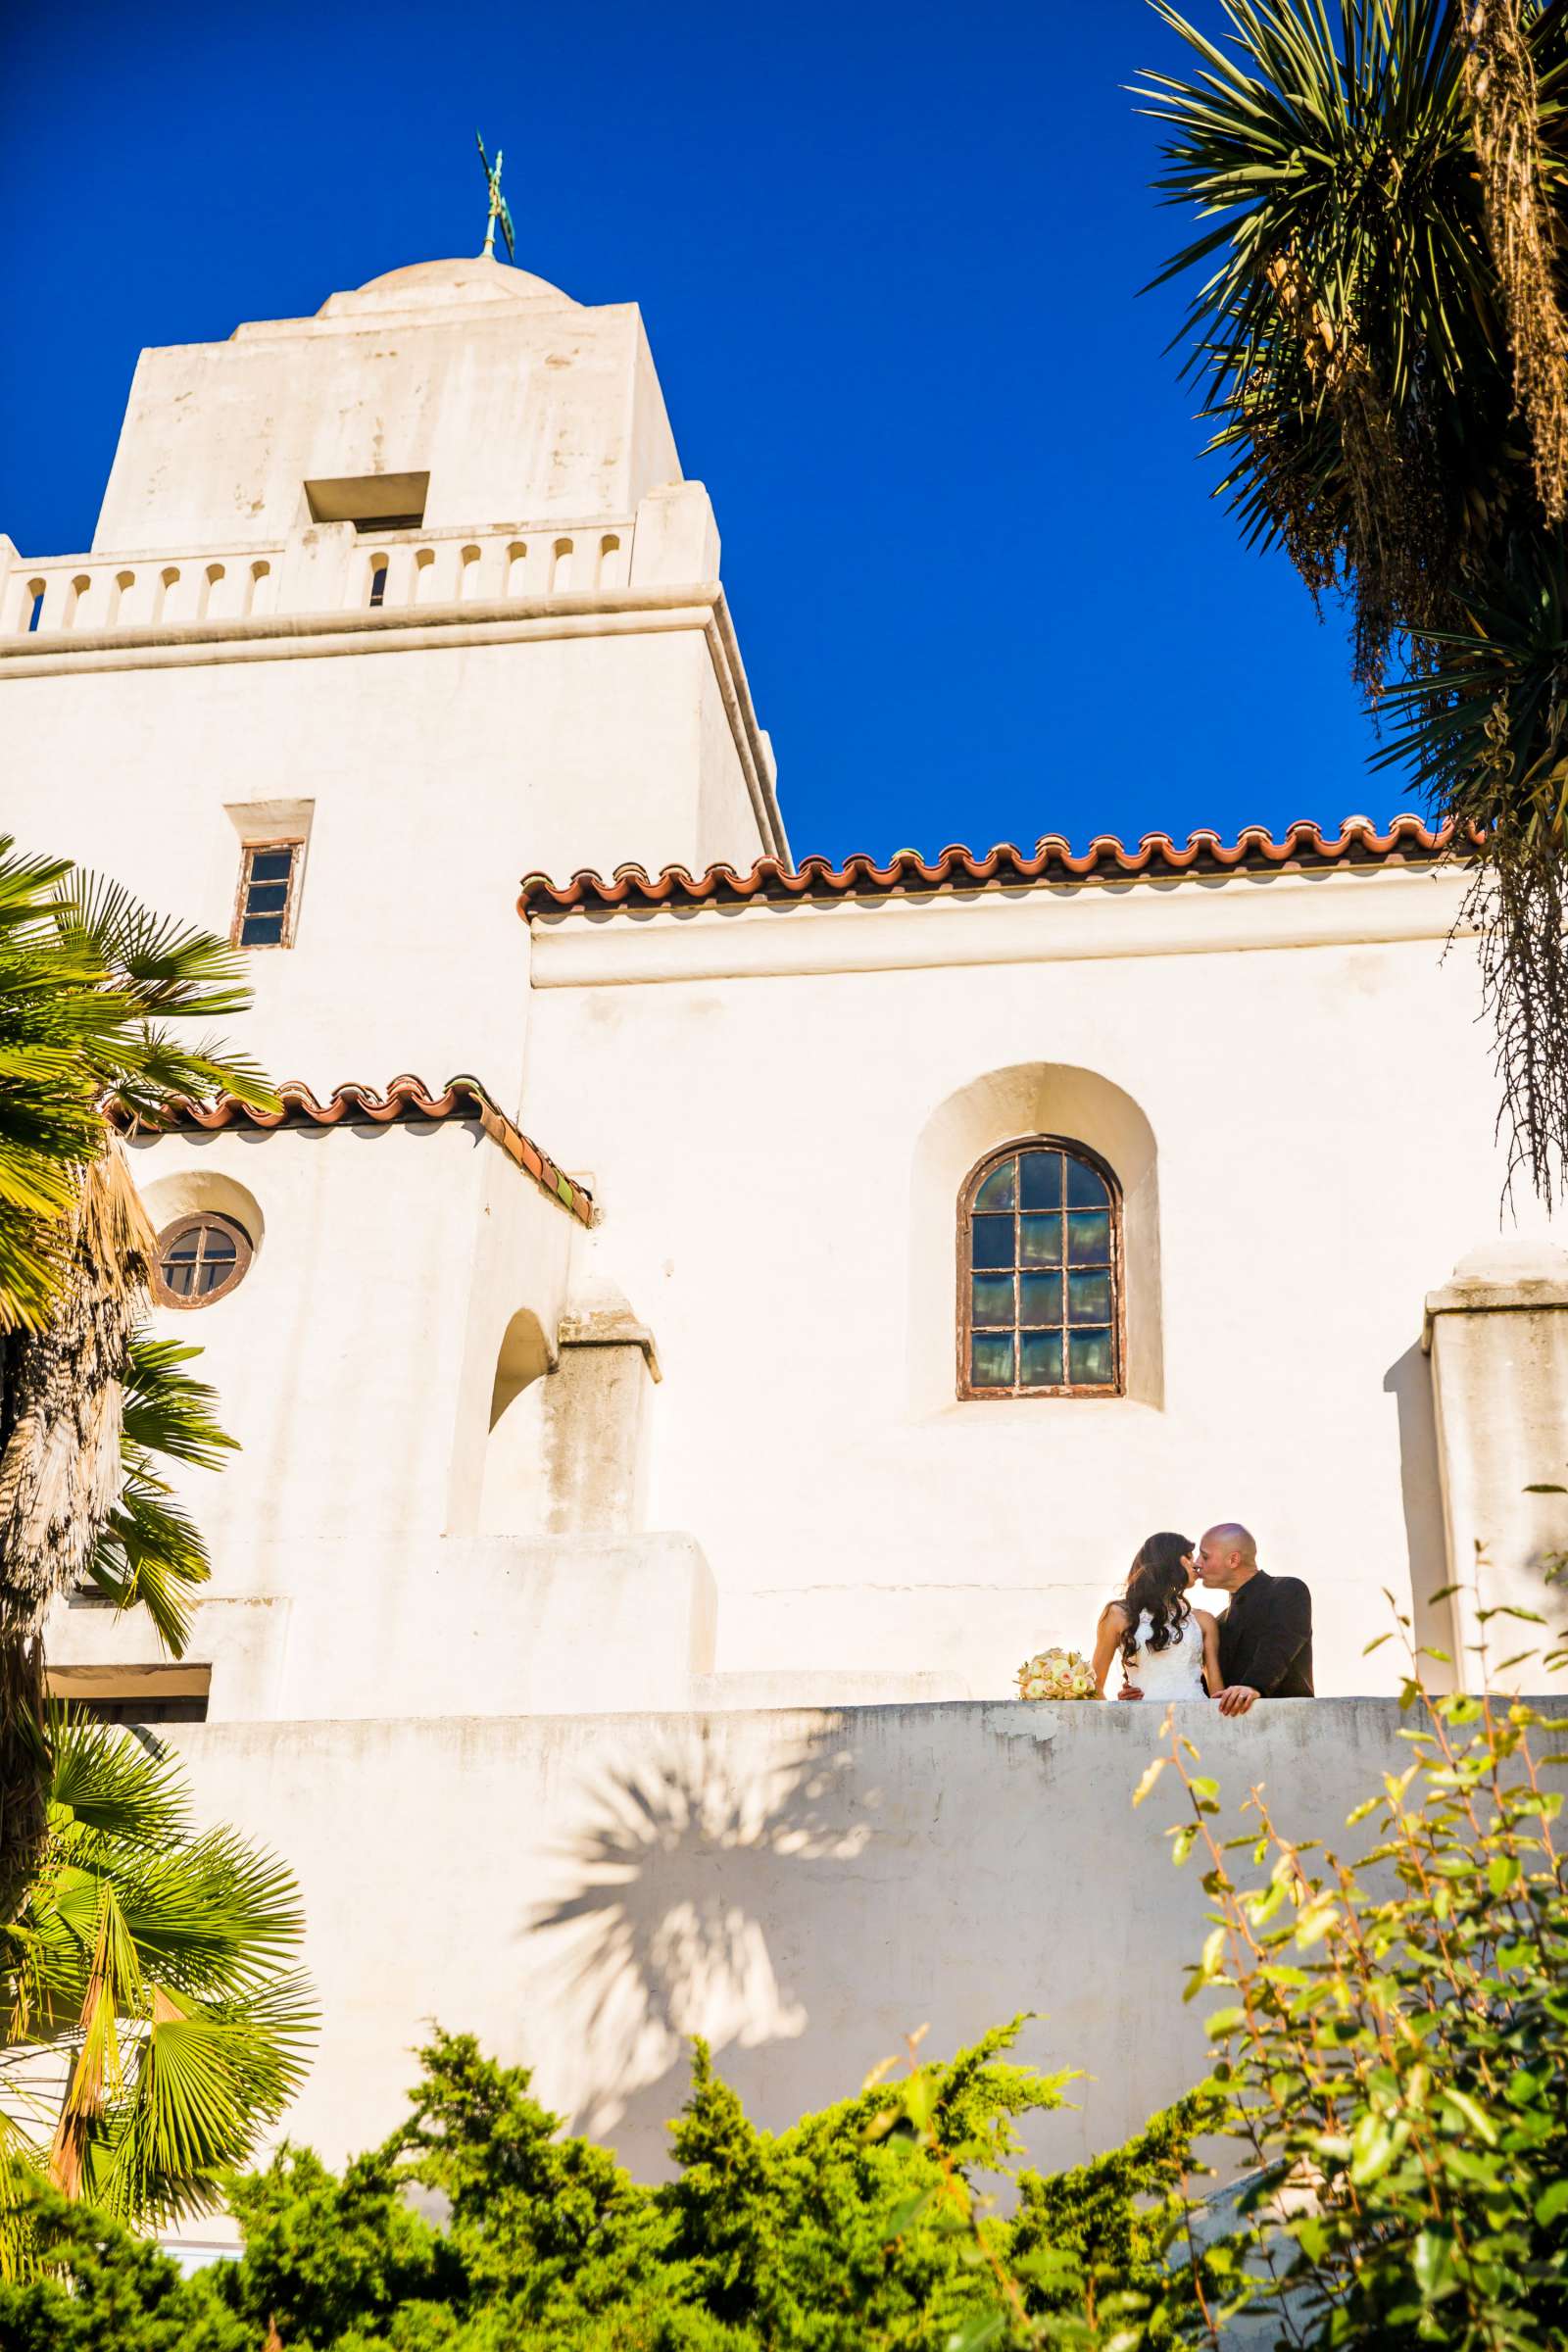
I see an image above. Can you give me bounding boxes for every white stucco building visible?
[7,246,1568,2189]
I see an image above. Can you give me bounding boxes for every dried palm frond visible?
[0,1148,151,1632]
[1458,0,1568,519]
[1142,0,1568,1200]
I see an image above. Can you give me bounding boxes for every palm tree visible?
[0,1713,315,2275]
[1140,0,1568,1201]
[0,838,271,1907]
[83,1332,239,1656]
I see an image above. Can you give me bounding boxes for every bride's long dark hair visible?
[1116,1531,1194,1669]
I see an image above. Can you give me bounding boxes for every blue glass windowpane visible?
[1019,1213,1063,1266]
[1019,1152,1063,1209]
[1020,1330,1063,1388]
[248,850,294,882]
[974,1160,1015,1211]
[1068,1328,1114,1385]
[971,1274,1014,1327]
[971,1215,1015,1270]
[1066,1211,1110,1265]
[1019,1271,1062,1325]
[1065,1156,1108,1209]
[970,1333,1015,1388]
[244,882,288,913]
[240,913,285,947]
[1068,1269,1112,1323]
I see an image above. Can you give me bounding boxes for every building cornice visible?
[524,853,1477,990]
[0,584,789,865]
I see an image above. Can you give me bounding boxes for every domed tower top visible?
[93,247,679,553]
[314,254,580,324]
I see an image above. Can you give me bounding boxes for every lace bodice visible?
[1124,1607,1208,1700]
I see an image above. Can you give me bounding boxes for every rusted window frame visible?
[956,1135,1125,1401]
[230,837,305,951]
[153,1210,254,1311]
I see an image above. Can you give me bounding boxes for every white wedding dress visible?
[1123,1608,1208,1702]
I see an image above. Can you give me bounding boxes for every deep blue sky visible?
[1,0,1398,863]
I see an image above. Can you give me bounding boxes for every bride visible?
[1091,1531,1221,1703]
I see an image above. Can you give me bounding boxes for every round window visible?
[153,1212,253,1308]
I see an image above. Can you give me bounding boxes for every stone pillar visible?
[629,481,720,587]
[277,521,356,615]
[538,1296,661,1537]
[1423,1242,1568,1690]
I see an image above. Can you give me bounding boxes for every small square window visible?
[233,841,303,950]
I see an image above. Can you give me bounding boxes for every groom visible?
[1121,1523,1313,1713]
[1199,1523,1313,1715]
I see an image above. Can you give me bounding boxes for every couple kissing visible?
[1090,1525,1313,1715]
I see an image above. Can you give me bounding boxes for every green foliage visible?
[1,1716,316,2268]
[1148,1595,1568,2347]
[0,2183,249,2352]
[78,1331,239,1653]
[1138,1,1568,1203]
[0,2022,1216,2352]
[1009,2092,1221,2346]
[0,836,273,1333]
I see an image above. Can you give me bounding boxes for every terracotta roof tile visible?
[517,813,1471,918]
[113,1074,595,1227]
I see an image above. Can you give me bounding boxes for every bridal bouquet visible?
[1016,1646,1098,1702]
[1020,1646,1104,1702]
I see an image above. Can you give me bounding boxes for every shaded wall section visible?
[166,1697,1568,2191]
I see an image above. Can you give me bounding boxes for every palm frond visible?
[44,1713,189,1850]
[120,1334,239,1473]
[3,1717,317,2241]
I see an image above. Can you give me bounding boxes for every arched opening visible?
[479,1309,555,1536]
[135,1167,266,1261]
[911,1062,1162,1411]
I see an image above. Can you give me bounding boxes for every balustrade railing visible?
[0,516,642,639]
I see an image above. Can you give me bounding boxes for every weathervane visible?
[475,131,515,263]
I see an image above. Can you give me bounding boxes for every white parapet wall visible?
[164,1695,1568,2198]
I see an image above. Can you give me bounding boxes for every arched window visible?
[153,1212,253,1308]
[958,1139,1121,1398]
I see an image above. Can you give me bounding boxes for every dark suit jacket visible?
[1216,1570,1314,1697]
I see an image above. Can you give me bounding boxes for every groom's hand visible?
[1217,1685,1259,1717]
[1117,1683,1144,1702]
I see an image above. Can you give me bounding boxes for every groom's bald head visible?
[1198,1524,1257,1591]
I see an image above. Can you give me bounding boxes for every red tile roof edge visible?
[112,1074,595,1227]
[517,813,1474,917]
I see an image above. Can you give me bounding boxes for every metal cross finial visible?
[475,131,515,264]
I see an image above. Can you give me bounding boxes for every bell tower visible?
[0,249,785,1099]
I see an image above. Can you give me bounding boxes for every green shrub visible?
[1139,1598,1568,2347]
[0,2023,1213,2351]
